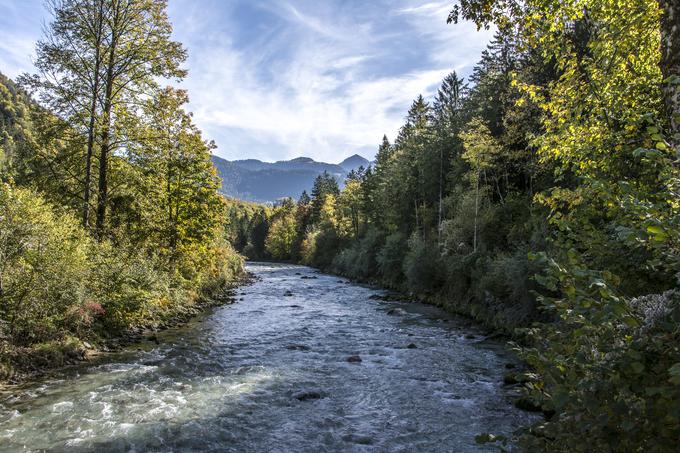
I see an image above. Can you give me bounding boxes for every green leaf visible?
[630,362,645,374]
[669,363,680,385]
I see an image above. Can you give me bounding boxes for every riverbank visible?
[0,263,537,451]
[0,273,255,387]
[309,263,531,337]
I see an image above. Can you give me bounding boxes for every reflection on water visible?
[0,263,534,452]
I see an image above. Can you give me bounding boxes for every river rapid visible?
[0,263,534,452]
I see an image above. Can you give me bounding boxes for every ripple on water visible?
[0,263,537,452]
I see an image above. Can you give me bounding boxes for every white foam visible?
[52,401,73,413]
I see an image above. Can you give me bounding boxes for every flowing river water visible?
[0,263,535,452]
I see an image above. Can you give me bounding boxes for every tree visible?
[131,87,224,263]
[460,117,501,252]
[432,71,467,239]
[20,0,108,226]
[94,0,187,238]
[309,171,339,225]
[265,210,296,260]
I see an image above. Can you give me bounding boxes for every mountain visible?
[211,154,370,203]
[339,154,370,171]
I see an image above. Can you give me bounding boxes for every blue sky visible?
[0,0,493,163]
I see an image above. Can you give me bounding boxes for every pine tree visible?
[309,171,339,225]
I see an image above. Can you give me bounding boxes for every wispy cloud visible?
[0,0,494,163]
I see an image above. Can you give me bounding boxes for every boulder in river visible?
[387,308,407,316]
[284,291,293,297]
[503,372,530,385]
[346,355,362,363]
[406,343,417,349]
[514,397,543,413]
[286,344,310,351]
[294,391,324,401]
[342,434,374,445]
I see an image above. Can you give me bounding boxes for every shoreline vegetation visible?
[0,0,246,386]
[224,1,679,450]
[0,271,252,387]
[0,0,678,451]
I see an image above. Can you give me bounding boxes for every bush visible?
[331,228,384,279]
[0,182,245,352]
[87,242,169,330]
[515,256,680,451]
[403,234,444,295]
[0,184,91,345]
[376,232,407,288]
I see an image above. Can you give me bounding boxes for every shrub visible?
[403,234,444,295]
[0,183,90,345]
[376,232,407,288]
[87,241,168,330]
[515,255,680,451]
[331,227,384,279]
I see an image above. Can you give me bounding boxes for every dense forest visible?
[0,0,243,378]
[228,0,680,450]
[0,0,678,450]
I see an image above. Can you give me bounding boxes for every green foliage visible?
[402,234,444,295]
[0,184,89,345]
[0,182,244,348]
[0,0,244,374]
[515,253,679,451]
[265,212,297,261]
[331,228,384,280]
[376,232,408,288]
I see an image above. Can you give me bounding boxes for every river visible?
[0,263,534,452]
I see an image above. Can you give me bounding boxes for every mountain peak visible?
[288,156,315,163]
[339,154,370,171]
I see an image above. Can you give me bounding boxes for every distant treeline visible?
[0,0,243,378]
[228,0,679,449]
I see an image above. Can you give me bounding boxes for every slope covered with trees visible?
[248,0,679,449]
[0,0,243,379]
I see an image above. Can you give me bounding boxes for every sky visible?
[0,0,494,163]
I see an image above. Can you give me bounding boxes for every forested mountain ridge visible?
[0,0,678,450]
[211,154,370,202]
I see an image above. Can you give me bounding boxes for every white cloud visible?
[171,0,493,163]
[0,0,494,164]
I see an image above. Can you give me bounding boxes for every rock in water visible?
[346,355,362,363]
[294,391,324,401]
[286,344,310,351]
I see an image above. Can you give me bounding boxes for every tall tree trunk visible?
[96,6,118,238]
[659,0,679,143]
[82,0,104,229]
[438,146,443,244]
[473,170,479,253]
